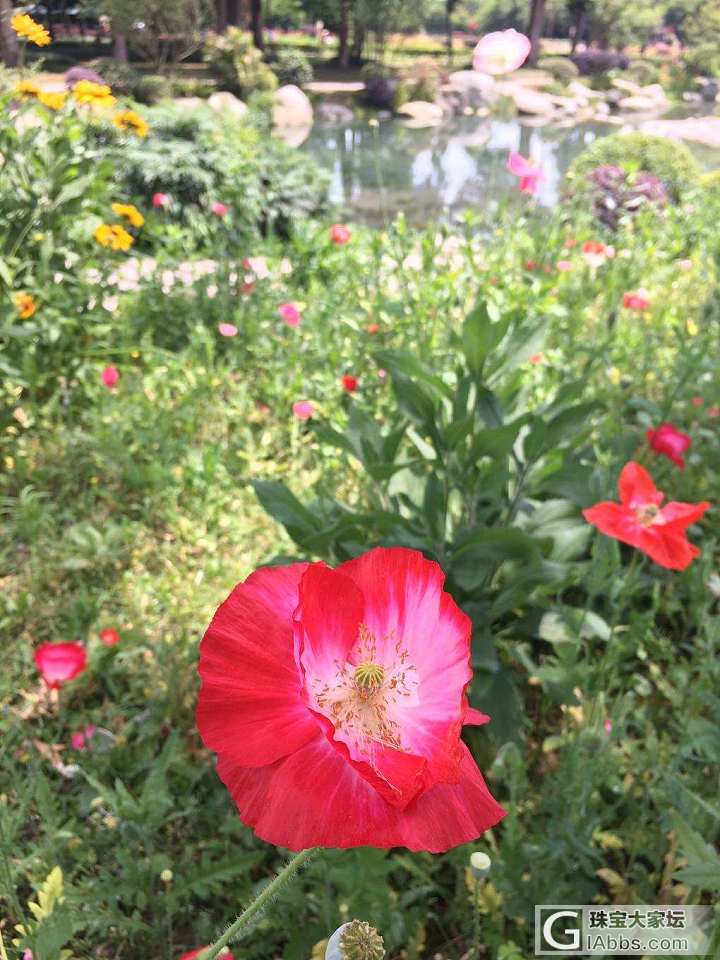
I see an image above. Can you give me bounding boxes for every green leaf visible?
[462,302,510,373]
[252,480,319,542]
[374,348,453,400]
[673,864,720,890]
[450,527,545,590]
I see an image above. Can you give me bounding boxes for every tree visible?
[527,0,545,65]
[0,0,19,67]
[445,0,457,64]
[94,0,213,66]
[250,0,264,47]
[338,0,352,68]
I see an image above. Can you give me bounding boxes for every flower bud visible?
[469,851,491,880]
[325,920,385,960]
[161,869,173,883]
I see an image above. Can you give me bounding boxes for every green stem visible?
[472,879,481,959]
[200,848,319,960]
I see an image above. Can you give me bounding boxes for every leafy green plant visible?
[203,28,278,98]
[271,47,314,86]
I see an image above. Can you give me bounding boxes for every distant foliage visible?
[570,49,629,75]
[538,56,580,85]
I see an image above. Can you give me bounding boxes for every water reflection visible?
[303,115,613,225]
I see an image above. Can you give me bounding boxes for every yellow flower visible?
[37,90,66,111]
[11,13,51,46]
[687,319,698,336]
[15,79,42,98]
[13,292,37,319]
[111,202,145,228]
[112,109,149,138]
[94,224,134,252]
[72,80,117,109]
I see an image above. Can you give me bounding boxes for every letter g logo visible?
[542,910,581,951]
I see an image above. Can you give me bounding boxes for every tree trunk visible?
[216,0,228,31]
[250,0,263,48]
[527,0,546,66]
[227,0,240,27]
[113,32,128,61]
[0,0,18,67]
[350,21,365,63]
[445,0,455,66]
[570,12,585,53]
[338,0,351,69]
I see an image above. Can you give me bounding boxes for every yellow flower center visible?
[354,661,385,690]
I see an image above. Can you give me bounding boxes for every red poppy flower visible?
[581,241,613,268]
[341,374,359,393]
[709,407,720,418]
[623,290,650,311]
[506,151,542,195]
[211,202,229,217]
[583,462,709,570]
[152,192,170,208]
[179,950,234,960]
[367,323,379,334]
[691,396,704,407]
[525,259,538,270]
[100,628,120,646]
[34,642,87,688]
[329,223,351,245]
[196,547,505,851]
[646,423,692,469]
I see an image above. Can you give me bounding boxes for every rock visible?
[498,81,557,117]
[445,70,497,109]
[272,84,313,127]
[174,97,204,111]
[640,117,720,148]
[568,79,601,102]
[272,123,313,147]
[612,76,643,96]
[619,95,665,112]
[396,100,444,125]
[316,101,354,124]
[682,91,702,103]
[304,81,365,95]
[208,91,248,119]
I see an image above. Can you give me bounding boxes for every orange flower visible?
[13,292,37,319]
[111,202,145,228]
[72,80,117,109]
[94,224,134,252]
[11,13,51,46]
[112,109,149,138]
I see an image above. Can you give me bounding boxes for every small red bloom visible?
[218,323,238,337]
[506,151,542,195]
[34,642,87,689]
[623,290,650,311]
[100,628,120,646]
[564,238,576,249]
[329,223,351,245]
[691,396,704,407]
[278,302,301,327]
[581,240,613,268]
[211,202,229,217]
[71,731,86,750]
[196,547,505,851]
[583,461,709,570]
[152,192,170,208]
[341,374,359,393]
[709,407,720,418]
[292,400,314,420]
[367,323,379,334]
[240,280,255,295]
[525,259,538,270]
[528,353,544,365]
[101,365,119,389]
[646,423,692,469]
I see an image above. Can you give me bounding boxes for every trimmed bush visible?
[626,59,660,86]
[538,56,580,85]
[567,132,701,202]
[571,49,629,75]
[203,28,278,98]
[271,48,313,86]
[683,44,720,79]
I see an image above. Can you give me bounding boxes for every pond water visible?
[302,114,710,225]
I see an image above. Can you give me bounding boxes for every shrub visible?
[626,58,660,86]
[85,58,142,97]
[361,63,398,109]
[133,74,174,104]
[570,49,629,75]
[271,48,313,86]
[398,56,443,103]
[170,76,218,99]
[203,28,278,98]
[683,44,720,79]
[538,56,580,85]
[567,132,701,203]
[580,165,668,228]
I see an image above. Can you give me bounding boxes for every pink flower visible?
[84,724,97,738]
[152,192,170,208]
[242,256,270,279]
[329,223,351,245]
[241,279,256,295]
[34,642,87,689]
[341,374,359,393]
[506,152,542,195]
[678,258,693,272]
[708,407,720,418]
[71,731,87,750]
[623,290,651,311]
[604,718,612,735]
[101,365,119,389]
[529,353,544,365]
[646,422,692,469]
[472,29,531,75]
[556,260,573,272]
[180,950,234,960]
[292,400,314,420]
[278,302,301,327]
[378,368,387,380]
[211,202,229,217]
[100,628,120,646]
[691,397,704,407]
[218,323,238,337]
